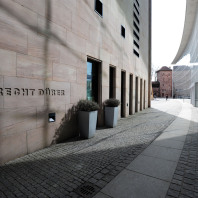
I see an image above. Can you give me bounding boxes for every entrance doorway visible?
[87,58,102,124]
[87,59,102,103]
[109,66,116,98]
[140,79,143,111]
[135,76,138,112]
[121,71,126,117]
[144,80,146,109]
[129,74,133,115]
[195,82,198,107]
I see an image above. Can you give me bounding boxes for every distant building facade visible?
[152,66,172,97]
[172,65,191,98]
[0,0,152,164]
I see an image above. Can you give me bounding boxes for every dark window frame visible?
[87,58,102,103]
[95,0,103,17]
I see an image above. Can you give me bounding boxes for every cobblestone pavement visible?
[166,105,198,198]
[0,99,182,198]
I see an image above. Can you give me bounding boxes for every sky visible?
[152,0,186,71]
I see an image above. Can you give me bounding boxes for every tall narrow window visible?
[144,80,146,109]
[121,25,125,38]
[129,74,133,115]
[95,0,103,17]
[134,40,139,49]
[121,71,126,117]
[133,49,139,57]
[140,79,143,111]
[87,59,101,103]
[135,76,138,112]
[109,66,116,98]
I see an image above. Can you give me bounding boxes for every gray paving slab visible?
[152,137,184,149]
[101,169,170,198]
[163,128,189,134]
[126,154,177,182]
[156,131,187,142]
[141,144,182,162]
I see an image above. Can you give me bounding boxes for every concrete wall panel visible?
[52,63,76,82]
[17,54,53,80]
[0,20,27,54]
[0,131,27,164]
[0,49,16,77]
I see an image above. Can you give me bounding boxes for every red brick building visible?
[152,66,172,97]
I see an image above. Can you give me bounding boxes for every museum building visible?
[172,0,198,106]
[0,0,151,164]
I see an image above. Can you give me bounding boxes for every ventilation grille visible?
[75,182,100,198]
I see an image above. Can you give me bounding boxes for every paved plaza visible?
[1,99,198,198]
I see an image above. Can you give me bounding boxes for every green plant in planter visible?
[77,100,100,139]
[104,98,120,107]
[76,99,100,112]
[104,98,120,128]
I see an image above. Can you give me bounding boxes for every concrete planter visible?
[78,110,98,139]
[105,106,119,128]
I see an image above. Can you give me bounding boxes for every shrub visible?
[104,98,120,107]
[76,99,100,112]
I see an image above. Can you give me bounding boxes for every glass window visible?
[87,62,93,101]
[87,59,100,103]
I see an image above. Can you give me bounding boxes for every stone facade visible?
[0,0,151,164]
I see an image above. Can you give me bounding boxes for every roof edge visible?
[172,0,198,64]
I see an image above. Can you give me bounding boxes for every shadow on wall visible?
[52,105,79,144]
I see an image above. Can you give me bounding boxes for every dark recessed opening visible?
[121,71,126,117]
[133,12,140,24]
[121,25,125,38]
[133,40,139,49]
[134,3,139,15]
[133,49,139,57]
[133,30,139,40]
[109,66,116,98]
[133,21,139,32]
[135,0,140,7]
[95,0,103,17]
[49,113,55,122]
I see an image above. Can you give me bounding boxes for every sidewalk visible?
[0,99,196,198]
[94,100,194,198]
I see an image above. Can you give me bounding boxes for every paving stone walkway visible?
[0,99,183,198]
[166,106,198,198]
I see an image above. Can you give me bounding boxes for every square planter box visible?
[78,110,98,139]
[105,106,118,127]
